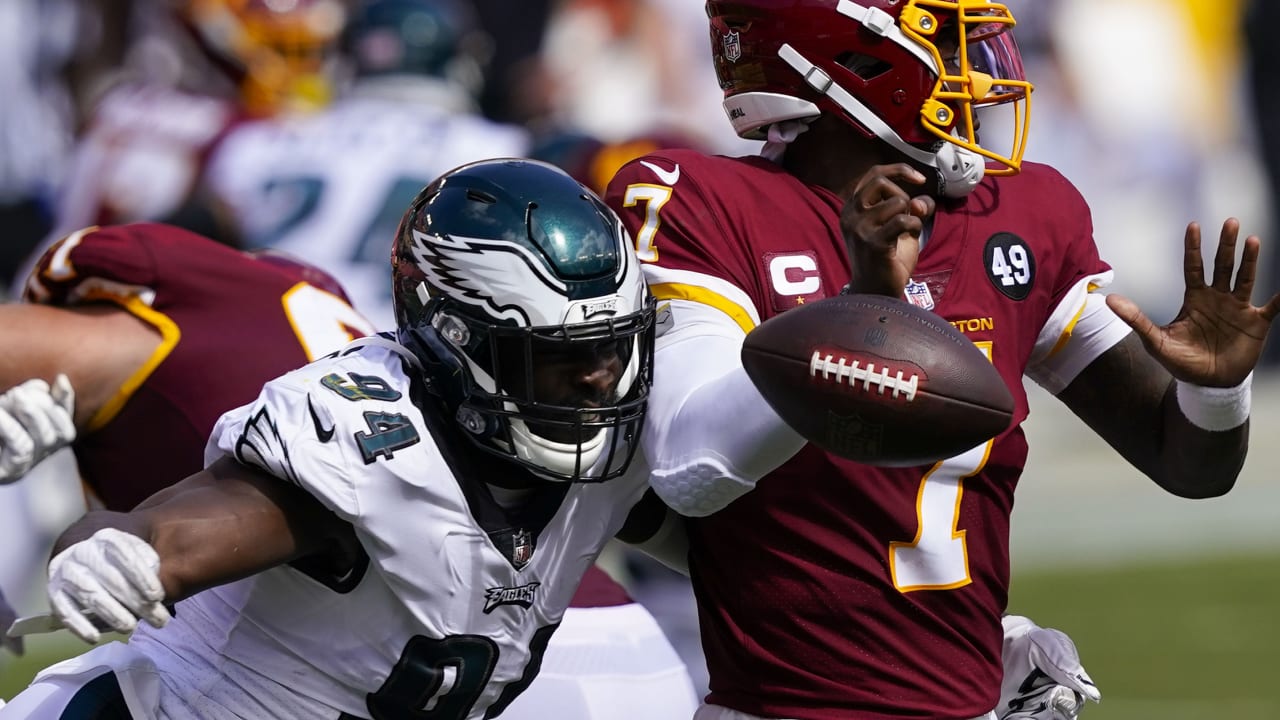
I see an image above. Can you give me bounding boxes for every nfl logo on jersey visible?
[723,31,742,63]
[904,279,935,310]
[512,530,533,569]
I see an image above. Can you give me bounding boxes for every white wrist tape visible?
[1175,372,1252,431]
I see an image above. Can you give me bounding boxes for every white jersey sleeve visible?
[205,342,415,521]
[1025,271,1132,394]
[642,295,806,518]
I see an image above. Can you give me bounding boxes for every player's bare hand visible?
[840,163,935,297]
[1106,218,1280,386]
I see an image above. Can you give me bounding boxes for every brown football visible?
[741,294,1014,466]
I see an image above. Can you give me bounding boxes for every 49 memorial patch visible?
[983,232,1036,301]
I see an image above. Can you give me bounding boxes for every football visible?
[741,294,1014,466]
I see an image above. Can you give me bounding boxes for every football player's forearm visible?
[51,510,148,561]
[1152,385,1247,498]
[0,303,159,428]
[145,457,345,600]
[1059,335,1246,498]
[642,300,806,516]
[55,458,343,602]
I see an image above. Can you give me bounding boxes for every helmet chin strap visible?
[508,416,608,481]
[933,142,985,198]
[777,43,982,198]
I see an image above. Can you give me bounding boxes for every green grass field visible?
[3,551,1277,718]
[1007,551,1280,720]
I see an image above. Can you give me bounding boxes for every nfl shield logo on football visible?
[723,31,742,63]
[511,530,533,569]
[904,279,934,310]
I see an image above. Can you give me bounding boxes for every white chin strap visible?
[508,417,607,481]
[776,43,983,198]
[505,347,638,480]
[933,142,985,198]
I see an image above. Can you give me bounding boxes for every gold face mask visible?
[899,0,1033,176]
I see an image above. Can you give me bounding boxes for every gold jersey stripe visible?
[647,282,758,334]
[82,291,182,432]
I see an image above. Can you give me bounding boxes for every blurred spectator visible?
[1002,0,1265,325]
[535,0,756,155]
[0,0,83,293]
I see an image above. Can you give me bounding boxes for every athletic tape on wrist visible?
[1175,372,1252,431]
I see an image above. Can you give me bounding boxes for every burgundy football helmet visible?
[178,0,348,115]
[706,0,1032,196]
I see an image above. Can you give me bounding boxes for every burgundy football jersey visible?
[24,223,372,511]
[607,151,1110,718]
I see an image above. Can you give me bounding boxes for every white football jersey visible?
[205,93,530,330]
[129,339,649,720]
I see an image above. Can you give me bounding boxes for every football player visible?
[1,159,690,720]
[47,0,348,242]
[603,1,1280,719]
[0,221,373,656]
[200,1,700,715]
[204,0,528,329]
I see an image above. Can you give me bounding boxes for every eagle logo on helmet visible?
[408,227,572,327]
[723,30,742,63]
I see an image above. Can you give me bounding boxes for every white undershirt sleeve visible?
[1025,275,1132,395]
[643,299,806,517]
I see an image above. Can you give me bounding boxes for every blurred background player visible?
[0,0,83,294]
[605,0,1277,718]
[0,222,372,657]
[46,0,349,244]
[0,0,353,672]
[203,0,525,328]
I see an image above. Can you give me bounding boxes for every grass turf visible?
[1008,551,1280,719]
[3,552,1276,718]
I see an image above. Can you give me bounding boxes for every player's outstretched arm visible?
[1058,219,1280,498]
[0,302,161,483]
[48,455,356,642]
[0,303,159,430]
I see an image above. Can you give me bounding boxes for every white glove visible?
[0,374,76,483]
[48,528,172,643]
[998,615,1101,720]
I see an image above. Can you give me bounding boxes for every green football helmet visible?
[391,158,655,482]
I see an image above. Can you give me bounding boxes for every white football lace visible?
[809,351,919,401]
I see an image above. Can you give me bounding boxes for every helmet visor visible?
[966,27,1027,106]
